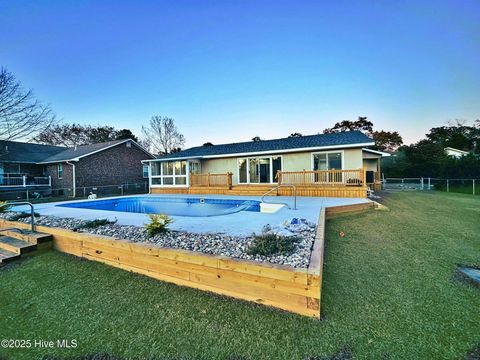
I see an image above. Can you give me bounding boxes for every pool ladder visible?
[261,185,297,210]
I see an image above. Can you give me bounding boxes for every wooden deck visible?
[151,169,368,198]
[151,184,367,198]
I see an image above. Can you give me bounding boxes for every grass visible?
[1,192,479,360]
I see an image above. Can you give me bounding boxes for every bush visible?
[7,211,41,221]
[73,218,117,231]
[145,214,173,237]
[246,234,300,256]
[0,201,10,213]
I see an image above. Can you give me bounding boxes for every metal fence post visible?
[473,179,476,195]
[420,177,424,190]
[446,179,449,192]
[428,177,431,190]
[26,189,29,201]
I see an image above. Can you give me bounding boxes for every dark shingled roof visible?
[0,140,66,163]
[39,139,131,162]
[156,131,374,160]
[0,139,154,164]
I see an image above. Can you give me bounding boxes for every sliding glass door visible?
[238,156,282,184]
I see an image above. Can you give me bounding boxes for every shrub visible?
[145,214,173,237]
[7,211,41,221]
[0,201,10,213]
[246,234,300,256]
[73,218,117,231]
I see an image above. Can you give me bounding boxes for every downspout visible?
[66,161,76,197]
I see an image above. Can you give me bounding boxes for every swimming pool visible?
[58,196,261,217]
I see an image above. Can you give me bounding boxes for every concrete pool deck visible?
[14,194,371,236]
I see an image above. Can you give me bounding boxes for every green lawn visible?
[1,192,479,360]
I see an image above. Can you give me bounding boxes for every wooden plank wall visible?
[151,185,368,198]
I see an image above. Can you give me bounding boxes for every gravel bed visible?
[0,212,317,268]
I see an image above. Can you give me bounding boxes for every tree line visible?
[2,65,479,179]
[382,120,480,178]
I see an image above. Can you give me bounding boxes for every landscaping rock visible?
[0,212,317,268]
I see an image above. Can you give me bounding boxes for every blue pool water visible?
[58,196,261,217]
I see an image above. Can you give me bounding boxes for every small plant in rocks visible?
[73,218,117,231]
[7,211,41,221]
[0,201,11,213]
[246,234,300,256]
[145,214,173,237]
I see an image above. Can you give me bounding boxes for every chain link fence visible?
[0,181,149,202]
[383,177,480,196]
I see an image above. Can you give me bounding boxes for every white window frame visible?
[57,163,63,179]
[237,155,283,184]
[150,160,189,187]
[310,150,345,171]
[142,164,149,178]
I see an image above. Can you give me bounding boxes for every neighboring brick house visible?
[0,139,155,197]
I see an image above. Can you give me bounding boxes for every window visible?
[312,152,343,170]
[57,163,63,179]
[142,164,149,178]
[189,161,201,175]
[150,160,188,186]
[238,156,282,184]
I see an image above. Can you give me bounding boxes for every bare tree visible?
[0,67,56,141]
[141,116,185,155]
[35,124,119,147]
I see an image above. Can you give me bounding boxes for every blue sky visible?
[1,0,479,147]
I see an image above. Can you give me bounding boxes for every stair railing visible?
[5,202,36,232]
[261,184,297,210]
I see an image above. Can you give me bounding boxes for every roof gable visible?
[0,139,155,164]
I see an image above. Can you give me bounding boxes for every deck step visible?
[0,236,37,255]
[0,248,21,263]
[0,229,53,244]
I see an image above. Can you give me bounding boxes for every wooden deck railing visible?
[190,172,233,188]
[277,169,365,186]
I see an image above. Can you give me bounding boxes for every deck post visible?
[428,177,431,189]
[48,176,51,186]
[446,179,449,192]
[473,179,475,195]
[227,172,233,189]
[22,175,26,187]
[207,173,211,187]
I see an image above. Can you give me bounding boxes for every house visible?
[142,131,388,198]
[0,139,155,197]
[444,147,469,158]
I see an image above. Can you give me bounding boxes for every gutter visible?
[66,161,78,197]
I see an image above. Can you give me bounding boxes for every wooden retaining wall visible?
[0,202,372,317]
[0,218,324,318]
